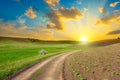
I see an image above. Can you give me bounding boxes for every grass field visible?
[0,40,90,80]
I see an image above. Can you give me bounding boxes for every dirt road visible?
[9,50,80,80]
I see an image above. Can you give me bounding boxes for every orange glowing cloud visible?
[107,30,120,35]
[59,7,82,19]
[45,0,60,6]
[95,13,120,27]
[46,7,82,30]
[110,1,120,7]
[95,12,120,39]
[99,8,106,13]
[25,7,37,19]
[0,22,54,40]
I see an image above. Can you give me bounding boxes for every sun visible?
[80,37,88,42]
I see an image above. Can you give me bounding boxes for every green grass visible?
[0,40,90,80]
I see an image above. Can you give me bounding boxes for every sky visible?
[0,0,120,41]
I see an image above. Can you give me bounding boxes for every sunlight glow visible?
[80,37,88,42]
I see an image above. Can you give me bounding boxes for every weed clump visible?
[39,49,48,55]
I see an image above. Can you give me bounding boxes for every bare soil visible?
[64,43,120,80]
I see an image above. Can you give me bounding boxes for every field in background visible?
[0,39,90,80]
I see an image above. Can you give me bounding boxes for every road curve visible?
[9,50,80,80]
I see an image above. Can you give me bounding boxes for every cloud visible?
[107,30,120,35]
[83,8,88,13]
[46,10,62,30]
[95,19,110,27]
[99,8,106,13]
[0,23,27,36]
[25,7,37,19]
[59,7,82,19]
[0,22,54,40]
[45,0,60,6]
[28,26,54,39]
[95,13,120,27]
[46,22,56,29]
[113,10,119,13]
[18,16,26,24]
[46,7,82,30]
[110,1,120,7]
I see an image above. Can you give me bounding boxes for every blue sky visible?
[0,0,120,41]
[1,0,119,20]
